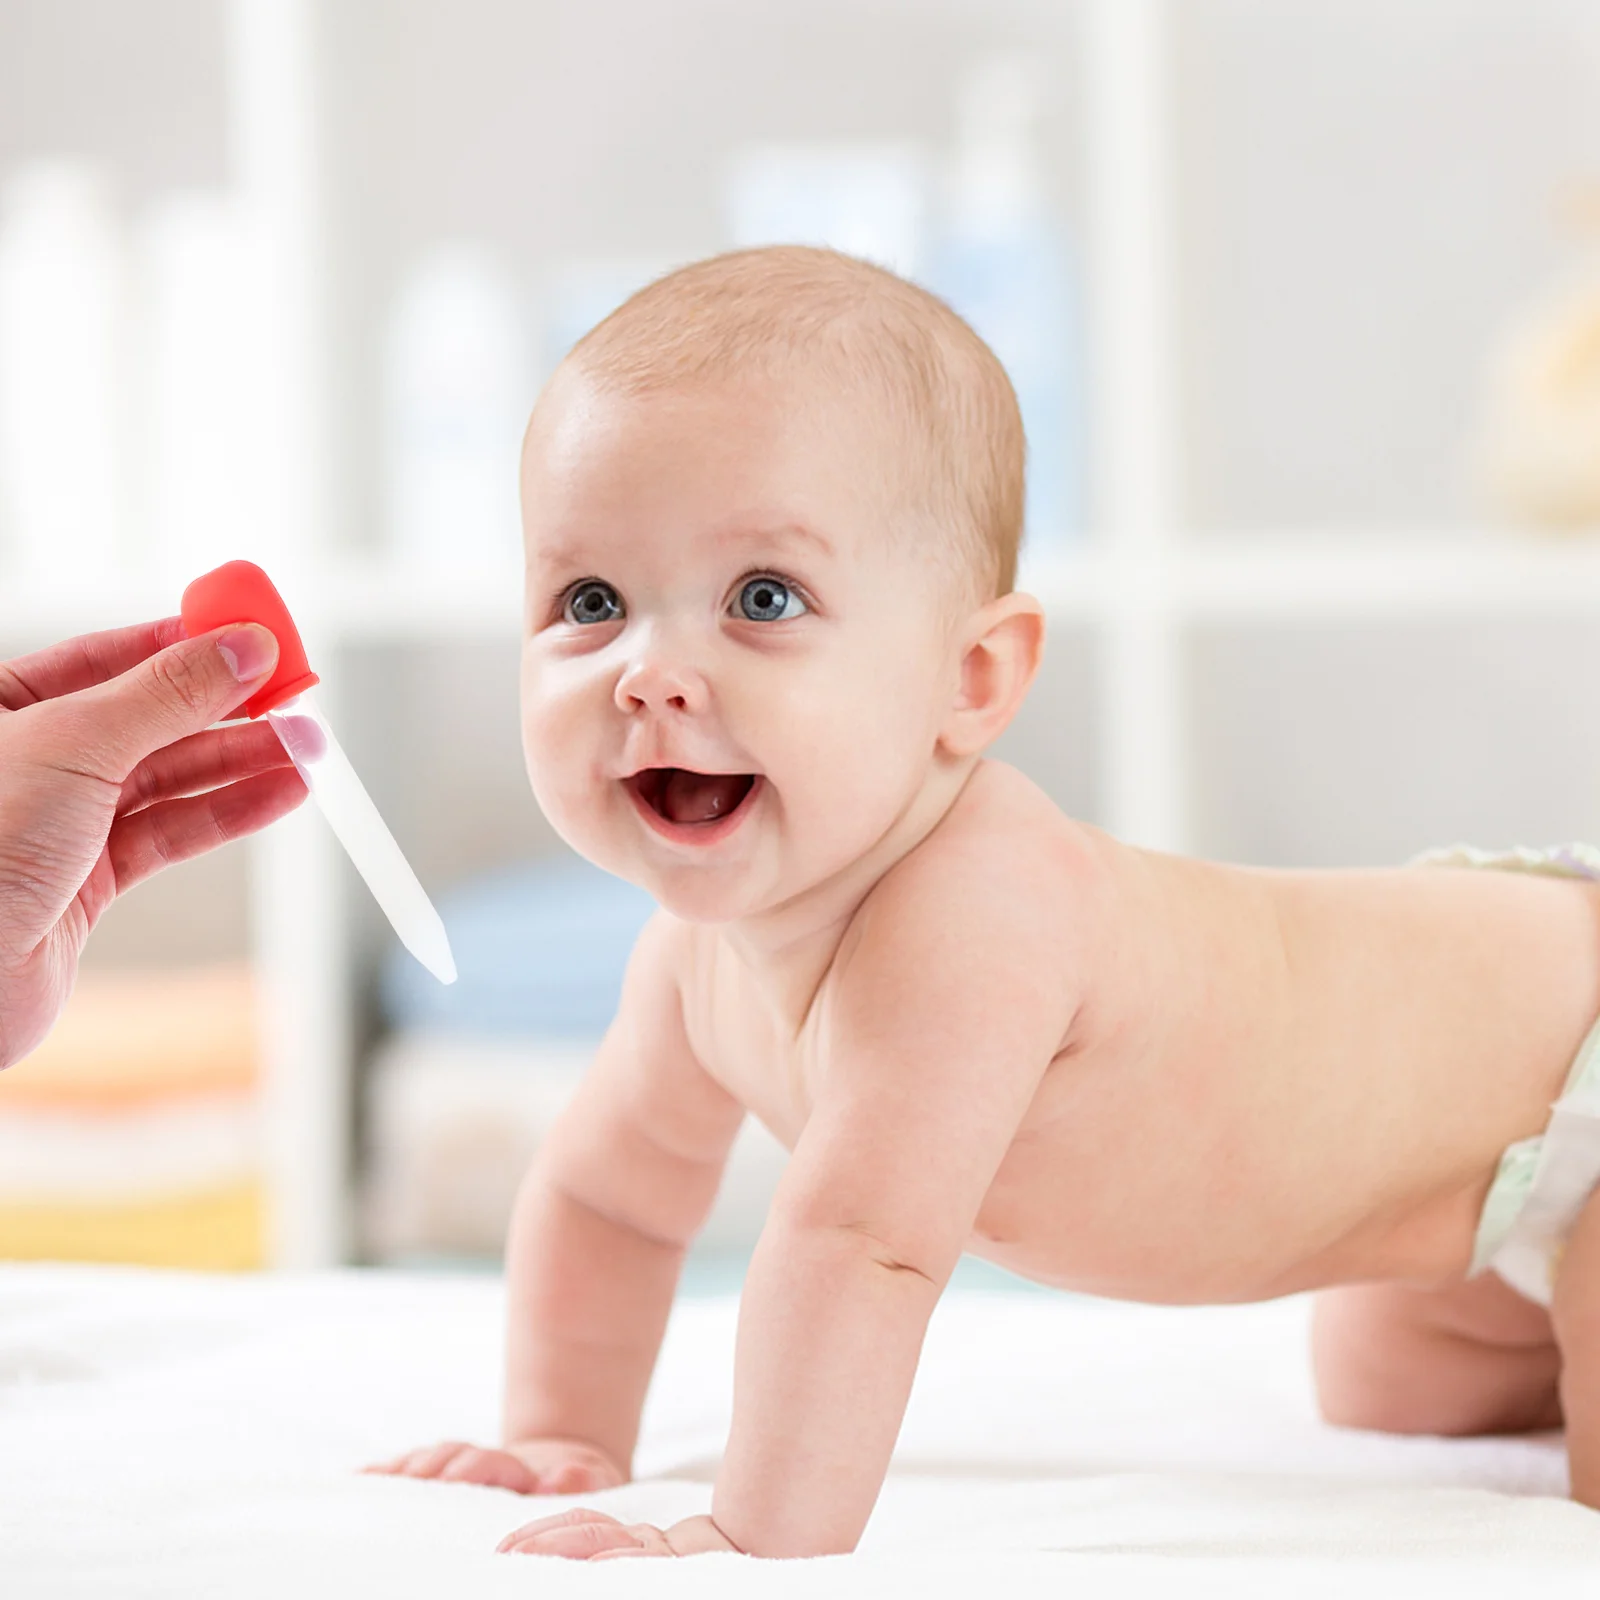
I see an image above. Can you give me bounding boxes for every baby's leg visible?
[1552,1188,1600,1505]
[1311,1273,1562,1437]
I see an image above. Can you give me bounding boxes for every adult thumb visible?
[52,624,281,783]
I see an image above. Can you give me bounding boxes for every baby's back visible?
[681,764,1600,1304]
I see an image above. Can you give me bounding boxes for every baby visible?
[370,245,1600,1559]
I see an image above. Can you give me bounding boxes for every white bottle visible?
[0,161,128,584]
[137,191,272,583]
[930,55,1081,561]
[541,255,679,377]
[723,141,930,281]
[381,244,534,575]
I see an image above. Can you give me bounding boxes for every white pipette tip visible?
[267,694,460,988]
[409,916,458,986]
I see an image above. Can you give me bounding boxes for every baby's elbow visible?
[845,1222,941,1286]
[782,1214,949,1290]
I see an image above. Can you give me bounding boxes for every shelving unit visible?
[6,0,1599,1266]
[22,533,1600,642]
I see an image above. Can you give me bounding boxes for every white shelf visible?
[1033,535,1600,620]
[0,558,518,642]
[15,537,1600,643]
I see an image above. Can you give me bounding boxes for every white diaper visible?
[1416,842,1600,1306]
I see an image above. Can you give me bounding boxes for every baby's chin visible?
[542,788,870,927]
[617,860,784,925]
[555,834,792,926]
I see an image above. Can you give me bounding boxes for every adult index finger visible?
[40,624,280,785]
[0,617,187,711]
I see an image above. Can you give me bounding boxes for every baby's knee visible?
[1313,1350,1456,1435]
[1311,1291,1438,1433]
[1310,1287,1559,1437]
[1313,1344,1553,1437]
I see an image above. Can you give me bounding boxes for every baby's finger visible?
[364,1450,435,1478]
[383,1441,474,1480]
[439,1450,539,1493]
[497,1508,641,1560]
[590,1525,674,1560]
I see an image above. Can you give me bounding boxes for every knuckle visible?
[143,645,218,719]
[0,661,30,709]
[122,758,158,812]
[143,811,181,872]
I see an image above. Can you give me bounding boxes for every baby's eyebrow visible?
[718,521,835,560]
[526,537,600,571]
[526,520,835,572]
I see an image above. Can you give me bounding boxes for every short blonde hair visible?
[556,246,1026,599]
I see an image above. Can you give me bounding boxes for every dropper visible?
[181,560,457,984]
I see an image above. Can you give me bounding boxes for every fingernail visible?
[218,625,278,683]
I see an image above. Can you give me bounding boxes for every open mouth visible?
[625,768,759,836]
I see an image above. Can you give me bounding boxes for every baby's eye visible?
[563,581,624,625]
[735,575,808,623]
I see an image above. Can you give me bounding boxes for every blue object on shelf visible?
[928,53,1082,553]
[381,856,655,1037]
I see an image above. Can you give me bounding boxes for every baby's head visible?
[519,245,1044,923]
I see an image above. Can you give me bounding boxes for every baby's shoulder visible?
[825,761,1100,1059]
[924,758,1096,880]
[854,761,1103,969]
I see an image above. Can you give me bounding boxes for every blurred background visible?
[5,0,1600,1285]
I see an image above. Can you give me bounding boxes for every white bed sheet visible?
[3,1263,1599,1597]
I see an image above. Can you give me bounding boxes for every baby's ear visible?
[938,592,1047,759]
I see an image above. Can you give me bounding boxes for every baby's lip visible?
[622,767,762,843]
[617,757,760,786]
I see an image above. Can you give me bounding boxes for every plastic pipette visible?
[181,560,457,985]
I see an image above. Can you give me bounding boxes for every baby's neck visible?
[715,756,980,1032]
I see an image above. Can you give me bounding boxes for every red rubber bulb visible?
[180,560,321,719]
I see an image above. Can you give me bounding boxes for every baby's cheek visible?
[520,705,595,828]
[776,723,918,863]
[525,765,622,876]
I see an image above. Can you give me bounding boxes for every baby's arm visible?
[371,913,745,1491]
[710,851,1077,1555]
[501,914,744,1469]
[502,860,1072,1559]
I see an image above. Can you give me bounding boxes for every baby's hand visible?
[498,1509,741,1560]
[363,1437,626,1496]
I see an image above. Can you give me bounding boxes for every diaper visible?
[1415,842,1600,1305]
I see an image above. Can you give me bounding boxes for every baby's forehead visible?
[525,370,918,525]
[523,333,997,604]
[528,360,900,453]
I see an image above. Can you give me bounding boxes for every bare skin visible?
[0,619,304,1071]
[371,365,1600,1557]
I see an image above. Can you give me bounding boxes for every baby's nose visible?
[614,648,709,716]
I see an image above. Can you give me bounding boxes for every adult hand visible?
[0,617,308,1070]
